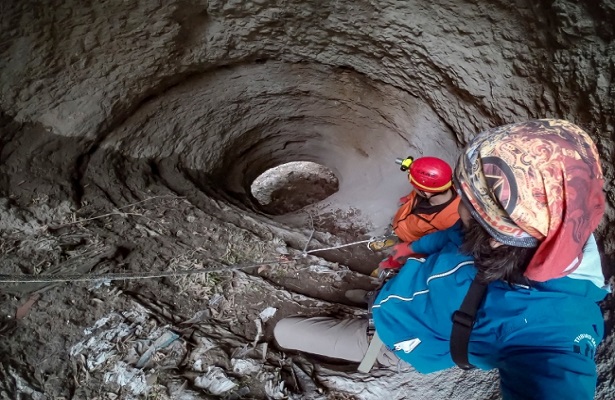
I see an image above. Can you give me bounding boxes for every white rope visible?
[1,206,384,284]
[304,239,373,254]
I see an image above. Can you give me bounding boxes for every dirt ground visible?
[0,166,379,399]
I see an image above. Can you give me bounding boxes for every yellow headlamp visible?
[395,156,414,172]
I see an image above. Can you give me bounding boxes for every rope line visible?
[0,260,297,283]
[0,195,390,284]
[304,239,373,254]
[301,213,316,256]
[0,238,377,284]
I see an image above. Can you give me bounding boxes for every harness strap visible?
[357,288,386,373]
[358,331,384,373]
[450,276,487,369]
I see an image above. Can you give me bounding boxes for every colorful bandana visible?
[454,119,605,282]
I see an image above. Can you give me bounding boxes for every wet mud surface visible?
[0,125,382,399]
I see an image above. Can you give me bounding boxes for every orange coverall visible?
[392,191,461,243]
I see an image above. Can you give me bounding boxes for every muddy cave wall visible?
[2,0,615,243]
[1,0,615,398]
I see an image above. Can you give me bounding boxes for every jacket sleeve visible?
[411,224,459,255]
[497,348,598,400]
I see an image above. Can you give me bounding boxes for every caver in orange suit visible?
[392,190,460,243]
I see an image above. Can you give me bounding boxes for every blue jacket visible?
[372,221,608,400]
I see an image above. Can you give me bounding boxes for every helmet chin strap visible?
[416,187,440,198]
[417,190,433,199]
[417,189,450,203]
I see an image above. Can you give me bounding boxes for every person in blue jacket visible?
[274,120,609,399]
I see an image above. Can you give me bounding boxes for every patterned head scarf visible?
[454,119,605,282]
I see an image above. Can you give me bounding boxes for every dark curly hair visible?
[461,219,538,285]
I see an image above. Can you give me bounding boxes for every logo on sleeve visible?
[394,338,421,354]
[573,334,597,358]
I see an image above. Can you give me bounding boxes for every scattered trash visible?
[90,278,112,289]
[231,358,261,375]
[103,362,148,397]
[260,371,287,400]
[71,312,135,370]
[71,307,186,398]
[259,342,268,362]
[258,307,277,322]
[309,264,338,273]
[136,331,180,368]
[252,318,263,348]
[232,343,251,359]
[189,336,220,372]
[82,315,113,336]
[194,366,237,395]
[275,246,289,255]
[209,294,224,306]
[7,365,46,400]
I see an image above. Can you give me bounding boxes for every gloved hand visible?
[390,242,415,263]
[380,256,403,269]
[370,256,403,277]
[370,243,419,277]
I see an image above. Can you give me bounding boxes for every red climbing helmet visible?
[408,157,453,193]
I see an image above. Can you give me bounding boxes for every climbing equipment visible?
[366,236,398,252]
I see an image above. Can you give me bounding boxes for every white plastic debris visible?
[209,294,224,306]
[71,313,134,370]
[9,367,46,400]
[103,361,148,396]
[82,315,112,335]
[258,307,277,322]
[231,358,261,375]
[308,264,336,273]
[90,278,112,290]
[260,371,287,400]
[275,246,289,255]
[194,367,237,395]
[189,337,219,372]
[136,331,180,368]
[194,359,204,372]
[253,319,263,348]
[71,308,186,399]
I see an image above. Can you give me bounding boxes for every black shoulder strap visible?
[450,276,487,369]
